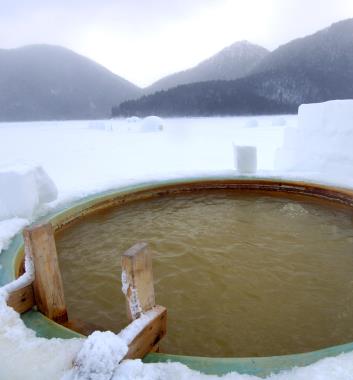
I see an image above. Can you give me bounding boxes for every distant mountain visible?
[114,19,353,117]
[0,45,141,121]
[146,41,269,93]
[247,18,353,106]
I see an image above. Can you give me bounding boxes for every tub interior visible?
[55,188,353,357]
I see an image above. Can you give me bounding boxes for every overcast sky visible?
[1,0,353,87]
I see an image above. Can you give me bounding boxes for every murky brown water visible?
[56,190,353,357]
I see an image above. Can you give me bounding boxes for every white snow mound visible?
[0,289,83,380]
[0,165,58,221]
[141,116,164,132]
[63,331,128,380]
[126,116,141,123]
[89,121,112,131]
[272,117,286,126]
[244,119,258,128]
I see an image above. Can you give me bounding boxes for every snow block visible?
[275,100,353,174]
[141,116,164,132]
[0,165,58,221]
[233,145,257,174]
[299,100,353,133]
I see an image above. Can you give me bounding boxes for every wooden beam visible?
[23,223,68,323]
[121,242,155,321]
[6,284,35,314]
[123,305,167,360]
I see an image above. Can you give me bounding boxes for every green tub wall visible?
[2,175,353,377]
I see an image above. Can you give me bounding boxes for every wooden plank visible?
[23,223,68,323]
[124,305,167,360]
[121,242,155,321]
[6,284,35,314]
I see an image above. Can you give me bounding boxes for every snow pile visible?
[244,119,258,128]
[110,116,163,133]
[63,308,165,380]
[88,121,112,131]
[126,116,141,123]
[63,331,127,380]
[0,165,58,221]
[0,289,82,380]
[141,116,164,132]
[113,353,353,380]
[272,117,286,126]
[275,100,353,177]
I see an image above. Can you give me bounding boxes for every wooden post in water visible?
[121,242,155,321]
[121,242,166,357]
[23,223,68,323]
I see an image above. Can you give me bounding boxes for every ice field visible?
[2,101,353,380]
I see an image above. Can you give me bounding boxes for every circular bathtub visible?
[2,175,353,377]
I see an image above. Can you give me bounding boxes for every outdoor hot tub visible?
[2,175,353,377]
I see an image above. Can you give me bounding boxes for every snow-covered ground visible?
[1,107,353,380]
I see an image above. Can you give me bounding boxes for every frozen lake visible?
[0,115,296,207]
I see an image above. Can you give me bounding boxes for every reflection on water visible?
[56,191,353,357]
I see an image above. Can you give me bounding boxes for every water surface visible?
[56,191,353,357]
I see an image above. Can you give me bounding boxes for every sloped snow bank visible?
[0,290,83,380]
[275,100,353,177]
